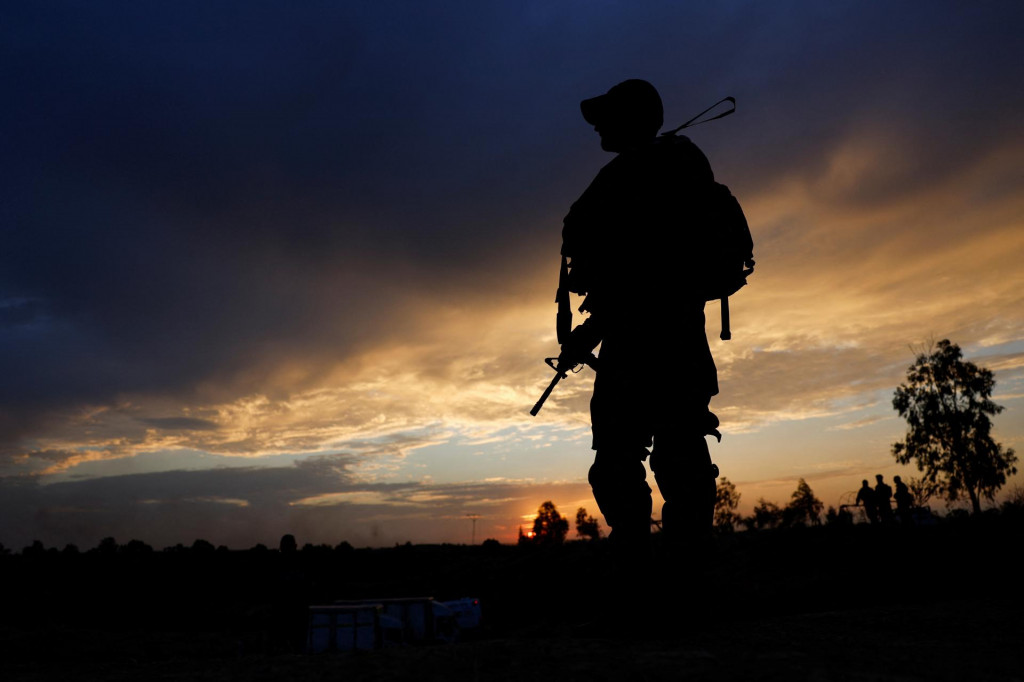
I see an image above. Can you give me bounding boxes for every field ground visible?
[3,518,1022,680]
[4,598,1020,681]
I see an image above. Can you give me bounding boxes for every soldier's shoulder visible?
[664,135,714,181]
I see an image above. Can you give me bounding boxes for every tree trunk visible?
[968,487,981,515]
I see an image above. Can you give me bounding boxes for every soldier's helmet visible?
[580,79,664,138]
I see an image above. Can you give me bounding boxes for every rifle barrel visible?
[530,372,563,416]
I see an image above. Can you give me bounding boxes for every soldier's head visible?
[581,79,663,152]
[894,475,902,484]
[862,479,869,487]
[875,474,884,483]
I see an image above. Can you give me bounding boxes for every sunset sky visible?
[3,1,1022,549]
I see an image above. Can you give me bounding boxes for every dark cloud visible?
[15,449,79,464]
[2,2,590,435]
[44,461,346,507]
[0,453,357,547]
[714,2,1024,193]
[137,417,220,431]
[0,458,587,549]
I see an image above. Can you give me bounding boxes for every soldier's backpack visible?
[662,97,754,340]
[558,97,754,343]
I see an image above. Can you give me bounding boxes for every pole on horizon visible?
[466,514,481,545]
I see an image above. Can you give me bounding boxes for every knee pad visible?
[650,438,713,502]
[589,449,650,487]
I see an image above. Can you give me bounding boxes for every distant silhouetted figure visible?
[893,475,913,524]
[874,475,894,523]
[557,79,726,584]
[855,479,879,524]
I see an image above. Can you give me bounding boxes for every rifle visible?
[531,255,600,416]
[530,352,598,417]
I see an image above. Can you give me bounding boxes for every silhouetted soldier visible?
[855,479,878,524]
[893,475,913,524]
[874,474,894,523]
[558,80,722,583]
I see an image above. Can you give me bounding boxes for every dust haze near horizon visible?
[2,1,1022,549]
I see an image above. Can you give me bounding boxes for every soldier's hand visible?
[558,323,599,368]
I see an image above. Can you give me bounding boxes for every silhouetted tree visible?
[122,539,153,554]
[784,478,823,526]
[714,477,741,531]
[531,501,569,544]
[575,507,601,540]
[191,538,215,553]
[892,340,1018,514]
[279,534,297,553]
[121,536,152,552]
[825,505,853,526]
[96,536,119,554]
[1001,486,1024,518]
[743,499,783,530]
[517,526,528,545]
[23,540,46,557]
[302,543,333,554]
[912,478,938,509]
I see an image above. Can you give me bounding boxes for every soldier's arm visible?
[559,315,602,366]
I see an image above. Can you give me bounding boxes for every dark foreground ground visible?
[3,517,1023,681]
[4,598,1020,681]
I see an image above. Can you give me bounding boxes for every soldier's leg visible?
[588,362,654,574]
[649,435,717,544]
[588,448,653,545]
[648,413,718,624]
[649,401,719,546]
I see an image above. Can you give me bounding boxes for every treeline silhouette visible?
[5,500,1024,633]
[7,533,358,558]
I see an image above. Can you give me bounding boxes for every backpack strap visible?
[720,297,732,341]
